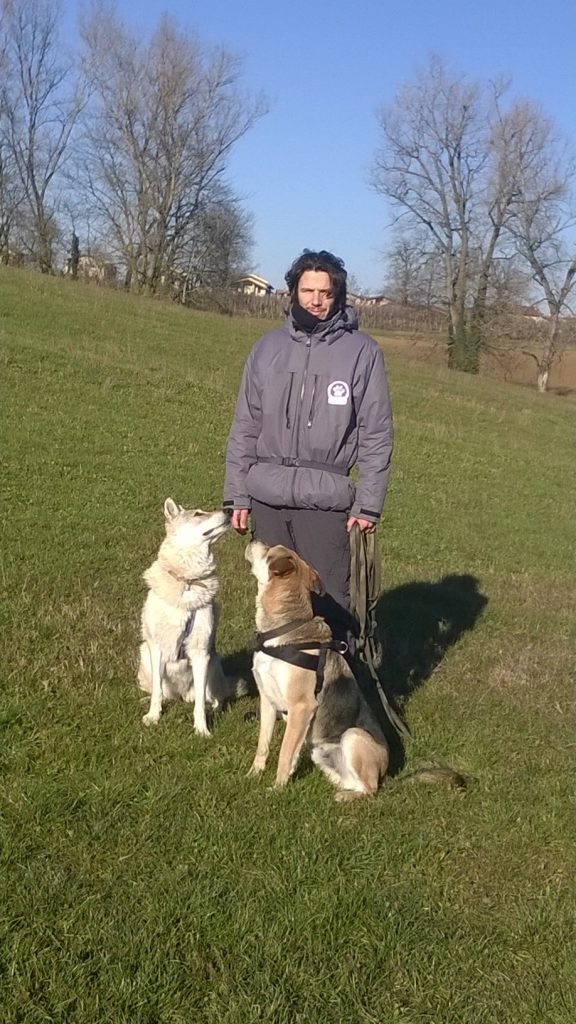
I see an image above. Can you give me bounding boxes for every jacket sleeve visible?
[350,346,393,522]
[223,348,262,509]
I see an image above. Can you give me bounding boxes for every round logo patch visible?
[327,380,350,405]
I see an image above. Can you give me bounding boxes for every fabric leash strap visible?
[349,527,412,742]
[257,456,349,477]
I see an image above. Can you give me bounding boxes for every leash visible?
[255,618,348,698]
[349,527,412,742]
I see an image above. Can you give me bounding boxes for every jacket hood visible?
[287,303,359,345]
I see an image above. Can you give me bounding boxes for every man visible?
[224,249,393,644]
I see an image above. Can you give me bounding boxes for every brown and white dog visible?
[246,541,389,800]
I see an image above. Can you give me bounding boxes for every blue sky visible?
[66,0,576,291]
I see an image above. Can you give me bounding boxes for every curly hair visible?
[285,249,348,311]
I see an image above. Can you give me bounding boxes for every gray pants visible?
[251,499,356,645]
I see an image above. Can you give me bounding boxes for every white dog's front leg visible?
[189,650,211,736]
[142,642,164,726]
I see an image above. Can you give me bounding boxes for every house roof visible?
[233,273,272,289]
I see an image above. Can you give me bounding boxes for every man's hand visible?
[347,516,376,534]
[230,508,250,534]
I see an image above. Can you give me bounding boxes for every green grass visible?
[1,267,574,1024]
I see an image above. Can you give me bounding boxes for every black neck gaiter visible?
[291,301,337,333]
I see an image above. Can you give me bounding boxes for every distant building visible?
[347,293,392,307]
[517,305,547,321]
[233,274,273,296]
[360,294,392,307]
[63,254,117,284]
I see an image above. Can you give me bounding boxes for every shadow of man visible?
[359,573,488,775]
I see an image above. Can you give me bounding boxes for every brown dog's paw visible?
[334,789,367,802]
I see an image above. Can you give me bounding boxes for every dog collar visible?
[168,569,211,587]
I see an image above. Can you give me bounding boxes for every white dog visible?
[138,498,240,734]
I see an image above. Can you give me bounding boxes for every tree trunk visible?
[448,321,480,373]
[446,237,480,373]
[447,283,480,372]
[534,315,561,393]
[37,236,53,274]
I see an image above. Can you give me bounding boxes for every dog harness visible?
[176,611,196,660]
[169,572,213,661]
[254,618,348,698]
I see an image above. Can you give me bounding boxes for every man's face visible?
[297,270,334,320]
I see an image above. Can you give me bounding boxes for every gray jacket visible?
[224,306,393,521]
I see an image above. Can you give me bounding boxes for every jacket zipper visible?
[287,334,313,505]
[307,376,317,428]
[285,372,294,428]
[293,335,312,456]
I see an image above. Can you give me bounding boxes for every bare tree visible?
[466,99,559,359]
[383,229,444,307]
[171,190,253,303]
[0,121,23,261]
[0,13,23,260]
[372,57,557,373]
[507,138,576,391]
[372,57,489,370]
[78,4,266,295]
[0,0,84,272]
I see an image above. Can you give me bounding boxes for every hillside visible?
[1,267,574,1024]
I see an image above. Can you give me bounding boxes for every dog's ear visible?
[269,552,297,578]
[307,566,325,595]
[164,498,180,521]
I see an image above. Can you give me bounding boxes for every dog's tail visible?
[399,765,469,790]
[228,676,250,698]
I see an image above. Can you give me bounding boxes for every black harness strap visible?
[255,620,346,698]
[176,611,196,660]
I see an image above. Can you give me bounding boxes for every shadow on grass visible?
[221,648,258,698]
[359,573,488,774]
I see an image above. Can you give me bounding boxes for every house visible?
[233,273,273,296]
[347,293,392,307]
[63,254,117,284]
[517,304,547,321]
[360,294,392,307]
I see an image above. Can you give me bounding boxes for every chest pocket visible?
[260,370,296,437]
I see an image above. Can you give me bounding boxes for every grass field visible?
[1,267,574,1024]
[375,331,576,397]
